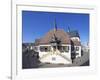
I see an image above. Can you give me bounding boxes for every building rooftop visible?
[34,29,81,46]
[68,30,80,38]
[35,29,71,45]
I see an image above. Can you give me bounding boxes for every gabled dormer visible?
[68,30,80,41]
[67,27,80,41]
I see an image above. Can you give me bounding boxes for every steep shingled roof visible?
[34,29,81,46]
[35,29,71,45]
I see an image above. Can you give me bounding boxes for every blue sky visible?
[22,11,89,44]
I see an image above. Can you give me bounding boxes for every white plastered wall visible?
[38,44,72,64]
[75,46,81,58]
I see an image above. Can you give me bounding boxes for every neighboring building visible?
[68,30,81,58]
[81,42,89,52]
[22,43,35,51]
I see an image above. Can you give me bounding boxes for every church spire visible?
[54,18,57,31]
[68,26,70,32]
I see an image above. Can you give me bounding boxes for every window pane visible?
[62,46,69,52]
[65,46,69,52]
[40,46,45,52]
[40,46,51,52]
[76,47,79,51]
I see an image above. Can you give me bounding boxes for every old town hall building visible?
[34,21,81,64]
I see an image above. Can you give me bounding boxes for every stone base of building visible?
[39,54,72,64]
